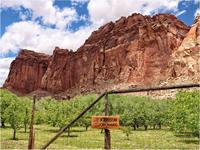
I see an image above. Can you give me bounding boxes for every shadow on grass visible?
[61,134,78,138]
[146,128,166,131]
[71,129,86,133]
[41,128,59,133]
[18,130,29,133]
[124,129,156,132]
[178,139,199,145]
[37,127,86,133]
[7,138,20,141]
[175,132,194,138]
[120,128,166,132]
[175,132,199,145]
[0,126,11,129]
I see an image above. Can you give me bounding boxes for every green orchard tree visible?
[0,89,16,127]
[21,98,31,132]
[5,99,24,140]
[169,90,200,137]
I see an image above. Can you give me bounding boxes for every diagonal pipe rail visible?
[41,83,199,149]
[41,92,106,149]
[108,83,199,94]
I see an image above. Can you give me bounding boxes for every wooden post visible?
[41,92,106,149]
[28,95,36,150]
[104,93,111,149]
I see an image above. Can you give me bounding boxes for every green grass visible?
[0,124,199,149]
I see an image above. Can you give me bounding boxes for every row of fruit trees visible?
[0,89,199,140]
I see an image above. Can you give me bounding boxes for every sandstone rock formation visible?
[4,50,49,94]
[167,14,200,84]
[4,13,199,97]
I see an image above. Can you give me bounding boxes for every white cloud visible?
[176,10,186,17]
[19,9,32,20]
[71,0,89,6]
[1,0,78,30]
[0,0,187,56]
[195,8,200,17]
[87,0,182,26]
[0,21,96,56]
[0,57,15,86]
[194,0,200,4]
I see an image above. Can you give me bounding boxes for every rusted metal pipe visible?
[108,83,199,94]
[41,83,199,149]
[41,92,106,149]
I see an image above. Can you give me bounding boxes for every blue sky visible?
[1,1,90,36]
[0,0,200,86]
[1,1,199,36]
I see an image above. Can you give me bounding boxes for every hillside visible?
[3,13,200,97]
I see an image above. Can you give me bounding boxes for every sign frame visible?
[91,116,120,129]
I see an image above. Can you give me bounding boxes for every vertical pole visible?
[104,93,111,149]
[28,95,36,149]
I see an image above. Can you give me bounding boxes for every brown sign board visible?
[91,116,120,129]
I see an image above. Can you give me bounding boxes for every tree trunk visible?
[1,120,5,128]
[144,125,148,130]
[68,128,70,137]
[86,126,88,131]
[136,124,139,128]
[126,133,129,140]
[13,129,16,140]
[101,129,104,133]
[24,123,27,133]
[153,124,156,129]
[133,125,136,130]
[158,123,161,129]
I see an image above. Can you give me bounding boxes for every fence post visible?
[104,93,111,149]
[28,95,36,149]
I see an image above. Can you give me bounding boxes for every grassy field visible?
[0,124,199,149]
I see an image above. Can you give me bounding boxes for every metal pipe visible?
[107,84,199,94]
[41,83,199,149]
[41,92,106,149]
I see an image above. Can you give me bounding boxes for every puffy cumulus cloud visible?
[0,57,15,86]
[1,0,77,30]
[0,21,96,56]
[0,0,187,56]
[88,0,182,26]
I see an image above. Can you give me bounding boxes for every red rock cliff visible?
[4,13,195,95]
[167,14,200,84]
[4,50,49,93]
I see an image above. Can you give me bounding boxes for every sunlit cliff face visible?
[3,13,199,97]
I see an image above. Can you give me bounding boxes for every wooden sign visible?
[91,116,120,129]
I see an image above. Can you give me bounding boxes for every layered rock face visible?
[4,13,198,96]
[168,14,200,84]
[4,50,49,94]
